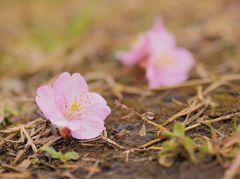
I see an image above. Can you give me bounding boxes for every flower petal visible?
[70,117,105,139]
[86,92,111,120]
[171,48,195,71]
[148,22,175,58]
[53,72,88,99]
[36,86,63,119]
[146,64,188,88]
[116,34,149,66]
[49,111,69,127]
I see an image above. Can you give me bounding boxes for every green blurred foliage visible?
[40,146,79,162]
[159,123,196,167]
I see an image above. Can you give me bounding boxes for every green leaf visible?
[173,122,185,137]
[158,123,196,167]
[158,153,175,167]
[162,131,174,138]
[31,158,39,164]
[183,137,196,162]
[161,140,179,153]
[40,146,61,159]
[236,125,240,133]
[40,146,79,162]
[63,152,79,160]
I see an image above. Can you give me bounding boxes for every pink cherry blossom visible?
[116,34,149,66]
[36,72,111,139]
[117,18,195,88]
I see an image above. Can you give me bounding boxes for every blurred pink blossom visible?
[117,18,195,88]
[36,72,111,139]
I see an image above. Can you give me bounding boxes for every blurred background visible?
[0,0,240,122]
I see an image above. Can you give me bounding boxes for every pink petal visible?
[49,111,69,127]
[146,63,189,88]
[71,73,89,97]
[148,22,175,58]
[171,48,195,71]
[53,72,88,100]
[86,93,111,120]
[36,86,63,119]
[36,86,68,126]
[70,117,105,139]
[116,34,149,66]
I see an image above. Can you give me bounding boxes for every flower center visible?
[70,102,81,111]
[63,92,92,120]
[153,53,174,69]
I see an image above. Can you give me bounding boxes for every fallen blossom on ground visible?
[116,18,195,88]
[36,72,111,139]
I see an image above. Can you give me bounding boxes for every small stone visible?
[117,122,134,130]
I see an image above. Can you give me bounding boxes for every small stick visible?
[0,132,18,146]
[162,102,204,126]
[148,146,163,150]
[223,152,240,179]
[185,112,240,131]
[13,150,25,165]
[145,119,169,132]
[85,160,101,179]
[21,126,38,153]
[188,80,223,103]
[1,118,45,133]
[140,138,163,148]
[101,131,125,149]
[183,106,207,126]
[81,143,105,147]
[79,136,102,142]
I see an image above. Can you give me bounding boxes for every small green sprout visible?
[31,158,39,168]
[31,158,39,164]
[40,146,79,162]
[159,122,196,167]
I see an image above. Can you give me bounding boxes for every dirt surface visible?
[1,0,240,179]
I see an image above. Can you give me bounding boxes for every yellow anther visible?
[70,103,80,111]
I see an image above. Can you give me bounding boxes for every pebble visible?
[117,122,134,130]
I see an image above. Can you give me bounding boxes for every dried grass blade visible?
[140,138,163,148]
[197,85,203,100]
[0,173,31,178]
[146,119,169,132]
[188,81,222,103]
[21,126,38,153]
[162,103,204,126]
[0,131,18,146]
[18,159,32,170]
[171,98,188,106]
[13,150,25,165]
[223,152,240,179]
[122,112,135,119]
[183,106,207,126]
[185,112,240,131]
